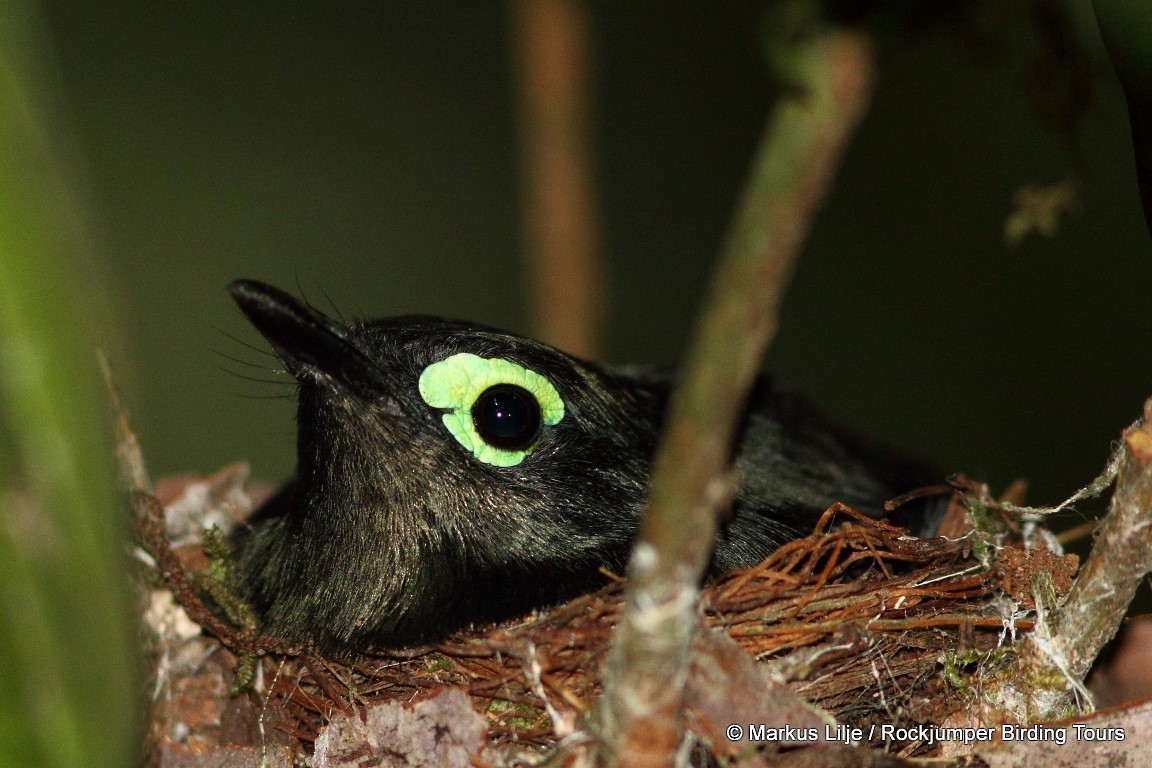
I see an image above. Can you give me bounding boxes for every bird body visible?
[228,280,935,654]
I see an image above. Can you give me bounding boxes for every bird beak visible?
[228,279,381,395]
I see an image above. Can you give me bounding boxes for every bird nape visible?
[227,279,940,655]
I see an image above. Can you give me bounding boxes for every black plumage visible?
[228,279,936,654]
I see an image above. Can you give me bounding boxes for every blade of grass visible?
[0,3,137,766]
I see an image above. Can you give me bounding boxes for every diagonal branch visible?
[1051,398,1152,681]
[592,21,877,768]
[981,398,1152,724]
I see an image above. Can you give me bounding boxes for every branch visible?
[102,354,298,659]
[509,0,604,358]
[1050,398,1152,680]
[980,398,1152,723]
[592,21,876,768]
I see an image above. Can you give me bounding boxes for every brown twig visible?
[103,353,299,659]
[592,19,877,768]
[132,490,247,649]
[509,0,604,358]
[104,351,254,651]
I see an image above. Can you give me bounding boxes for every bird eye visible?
[418,353,565,466]
[472,385,542,451]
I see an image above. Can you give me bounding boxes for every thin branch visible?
[131,490,250,651]
[98,350,153,494]
[509,0,604,358]
[1050,397,1152,681]
[979,397,1152,723]
[592,21,876,768]
[101,353,299,658]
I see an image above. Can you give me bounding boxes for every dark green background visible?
[42,2,1150,511]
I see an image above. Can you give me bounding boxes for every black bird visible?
[228,279,937,654]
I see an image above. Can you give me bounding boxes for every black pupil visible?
[472,385,542,451]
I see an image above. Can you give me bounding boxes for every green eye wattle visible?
[418,353,565,466]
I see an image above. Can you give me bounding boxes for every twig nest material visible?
[140,470,1080,766]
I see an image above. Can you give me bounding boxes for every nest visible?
[138,469,1078,766]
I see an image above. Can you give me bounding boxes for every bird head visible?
[228,279,662,650]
